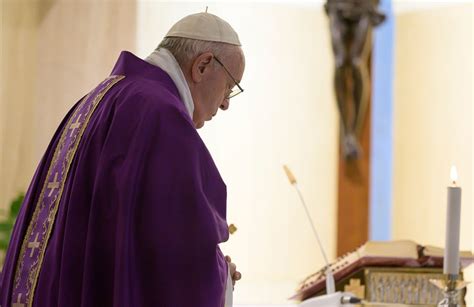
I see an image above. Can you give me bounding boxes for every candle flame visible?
[450,165,458,184]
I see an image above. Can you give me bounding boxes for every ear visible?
[191,52,214,83]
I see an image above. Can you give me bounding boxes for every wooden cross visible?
[13,293,25,307]
[69,114,82,137]
[47,172,60,197]
[27,232,40,257]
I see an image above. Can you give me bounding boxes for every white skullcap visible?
[165,12,241,46]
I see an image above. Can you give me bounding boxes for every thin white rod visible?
[294,183,330,267]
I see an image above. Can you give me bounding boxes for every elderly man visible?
[0,12,244,307]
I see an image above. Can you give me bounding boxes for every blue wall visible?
[369,0,394,241]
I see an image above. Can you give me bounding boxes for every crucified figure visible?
[325,0,385,160]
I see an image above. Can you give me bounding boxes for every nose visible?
[220,99,229,110]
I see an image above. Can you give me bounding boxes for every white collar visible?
[145,48,194,119]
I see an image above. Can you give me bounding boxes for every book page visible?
[358,240,418,259]
[424,245,474,258]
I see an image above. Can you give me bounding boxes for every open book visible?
[292,240,474,301]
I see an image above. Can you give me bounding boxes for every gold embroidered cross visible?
[69,114,82,137]
[344,278,365,299]
[47,172,60,197]
[27,232,40,257]
[13,293,25,307]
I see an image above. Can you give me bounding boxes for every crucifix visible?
[326,0,385,160]
[325,0,385,256]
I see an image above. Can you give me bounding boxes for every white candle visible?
[443,166,462,275]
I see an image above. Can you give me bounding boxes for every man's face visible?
[189,49,245,128]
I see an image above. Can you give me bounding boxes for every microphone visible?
[283,165,336,294]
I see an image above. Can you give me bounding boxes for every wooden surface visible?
[336,99,371,257]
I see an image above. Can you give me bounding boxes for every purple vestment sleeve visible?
[0,52,230,307]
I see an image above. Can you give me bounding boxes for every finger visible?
[229,262,236,274]
[225,255,231,263]
[233,271,242,281]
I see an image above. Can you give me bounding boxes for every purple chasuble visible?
[0,51,229,307]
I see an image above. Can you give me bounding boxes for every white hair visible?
[158,37,236,68]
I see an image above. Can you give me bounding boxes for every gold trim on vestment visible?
[13,75,125,307]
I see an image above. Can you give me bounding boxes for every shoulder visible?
[112,76,193,129]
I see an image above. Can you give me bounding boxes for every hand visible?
[224,255,242,287]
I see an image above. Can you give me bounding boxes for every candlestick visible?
[430,274,468,307]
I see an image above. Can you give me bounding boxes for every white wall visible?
[393,3,473,304]
[136,2,338,304]
[392,0,472,14]
[0,0,137,213]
